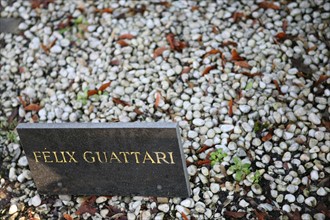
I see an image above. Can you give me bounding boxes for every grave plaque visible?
[17,122,191,197]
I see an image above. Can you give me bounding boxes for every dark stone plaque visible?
[17,123,191,197]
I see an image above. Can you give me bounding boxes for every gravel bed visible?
[0,0,330,219]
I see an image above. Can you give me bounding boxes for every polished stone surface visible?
[17,122,191,197]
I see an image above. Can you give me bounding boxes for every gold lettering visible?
[130,152,141,163]
[110,152,122,163]
[154,152,169,164]
[66,151,78,163]
[43,151,53,163]
[60,151,67,163]
[143,151,156,164]
[168,152,175,164]
[53,151,64,163]
[119,152,130,163]
[33,151,41,162]
[83,151,95,163]
[96,152,107,163]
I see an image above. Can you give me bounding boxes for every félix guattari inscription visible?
[17,123,191,197]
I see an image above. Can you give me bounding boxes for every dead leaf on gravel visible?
[254,209,268,220]
[95,8,113,13]
[153,47,168,58]
[112,98,130,107]
[258,1,280,10]
[224,211,247,218]
[202,65,217,76]
[313,75,329,87]
[231,49,244,61]
[228,98,233,117]
[234,61,251,69]
[166,33,188,52]
[117,40,129,47]
[203,49,222,59]
[154,92,162,108]
[232,11,245,23]
[63,214,73,220]
[24,104,41,112]
[118,34,135,40]
[291,57,313,78]
[75,196,97,215]
[262,130,273,142]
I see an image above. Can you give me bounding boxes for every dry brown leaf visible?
[95,8,113,13]
[30,0,54,9]
[240,72,263,77]
[314,75,330,87]
[18,96,27,107]
[258,1,280,10]
[224,211,247,218]
[212,26,219,34]
[112,98,130,107]
[24,104,41,112]
[234,61,251,69]
[282,19,288,32]
[98,82,111,92]
[181,212,189,220]
[232,12,245,23]
[75,196,97,215]
[134,107,143,115]
[222,40,238,47]
[202,65,216,76]
[154,92,161,108]
[63,214,73,220]
[182,66,191,74]
[262,131,273,142]
[273,79,283,94]
[110,59,120,65]
[231,49,244,61]
[228,98,233,117]
[117,40,129,47]
[87,90,98,97]
[254,209,268,220]
[153,47,167,58]
[41,39,57,54]
[196,160,211,166]
[191,6,199,11]
[196,145,211,154]
[118,34,135,40]
[203,49,221,59]
[166,33,187,52]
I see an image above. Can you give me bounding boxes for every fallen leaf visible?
[30,0,54,9]
[57,16,73,30]
[203,49,221,59]
[282,19,288,32]
[273,80,283,95]
[234,61,251,69]
[112,98,130,107]
[7,108,18,124]
[262,131,273,142]
[41,39,57,54]
[275,32,296,43]
[166,33,188,52]
[322,120,330,131]
[240,72,263,77]
[313,75,330,87]
[24,104,41,112]
[222,40,238,47]
[182,66,191,74]
[228,98,233,117]
[118,34,135,40]
[202,65,217,76]
[232,12,245,23]
[117,40,129,47]
[153,47,167,58]
[258,1,280,10]
[291,57,313,78]
[18,96,27,107]
[224,211,247,218]
[212,26,219,34]
[110,59,120,65]
[98,82,111,92]
[95,8,113,13]
[19,67,25,73]
[196,160,211,166]
[87,90,98,97]
[231,49,244,61]
[134,107,144,115]
[76,196,97,215]
[154,2,171,7]
[254,209,268,220]
[181,212,189,220]
[63,214,73,220]
[191,6,199,11]
[154,92,161,108]
[196,145,211,154]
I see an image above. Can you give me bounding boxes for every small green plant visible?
[253,121,270,133]
[77,88,89,105]
[210,148,227,166]
[252,170,262,183]
[229,157,251,182]
[7,131,18,143]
